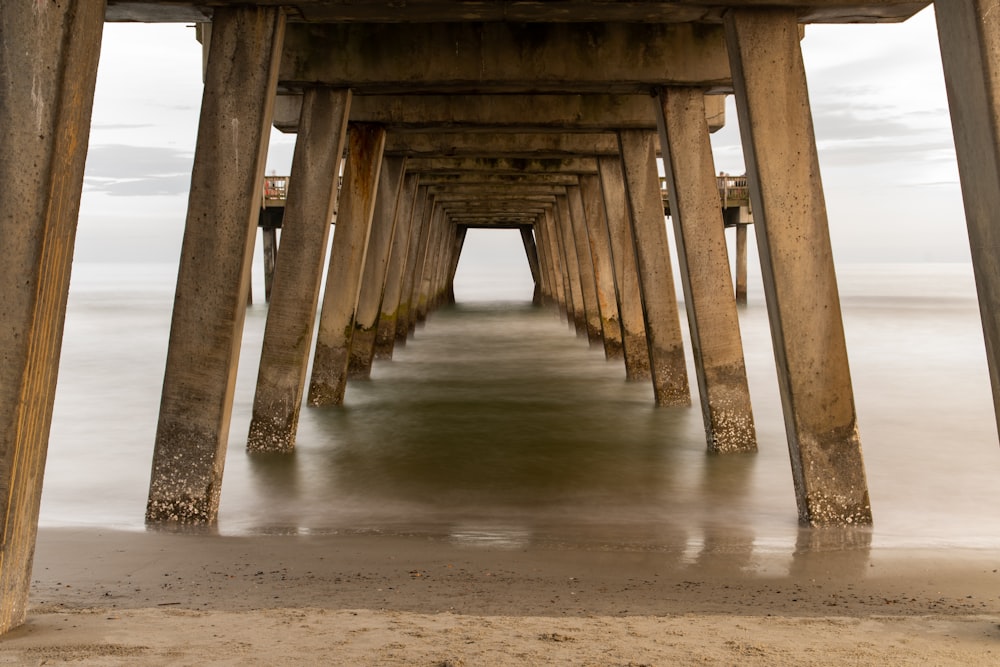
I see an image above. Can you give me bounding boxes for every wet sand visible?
[1,528,998,665]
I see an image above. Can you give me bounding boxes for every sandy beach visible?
[0,528,996,665]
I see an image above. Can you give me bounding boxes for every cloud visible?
[84,144,193,197]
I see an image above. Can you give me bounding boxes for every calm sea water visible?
[41,246,1000,555]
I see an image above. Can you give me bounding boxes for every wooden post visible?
[308,124,386,406]
[726,9,871,524]
[147,7,285,523]
[246,88,351,453]
[617,130,691,406]
[655,87,757,452]
[0,0,104,633]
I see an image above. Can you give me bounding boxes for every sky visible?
[76,6,970,270]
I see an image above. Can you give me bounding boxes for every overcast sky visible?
[76,6,968,270]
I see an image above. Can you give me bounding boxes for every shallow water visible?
[41,258,1000,556]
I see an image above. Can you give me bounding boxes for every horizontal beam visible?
[414,173,581,186]
[279,23,730,94]
[386,132,620,158]
[406,157,598,174]
[106,1,928,24]
[276,93,725,133]
[427,185,568,196]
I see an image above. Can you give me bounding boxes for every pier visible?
[4,0,1000,635]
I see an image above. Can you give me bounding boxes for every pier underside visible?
[11,0,1000,637]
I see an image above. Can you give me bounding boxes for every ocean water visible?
[41,251,1000,556]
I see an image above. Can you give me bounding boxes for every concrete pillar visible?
[262,227,278,303]
[726,9,871,524]
[396,187,432,344]
[580,174,625,359]
[617,130,691,406]
[597,156,651,380]
[735,223,749,305]
[543,208,572,318]
[556,195,588,336]
[147,7,285,523]
[348,156,407,378]
[246,88,351,453]
[308,124,386,406]
[520,226,543,305]
[0,0,103,634]
[935,0,1000,440]
[534,219,559,307]
[445,224,469,304]
[415,204,447,324]
[375,172,420,359]
[568,185,604,345]
[655,87,756,453]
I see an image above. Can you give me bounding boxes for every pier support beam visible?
[375,173,421,359]
[617,130,691,406]
[568,185,604,345]
[735,223,749,305]
[935,0,1000,441]
[247,88,351,453]
[261,226,278,303]
[147,7,284,523]
[0,0,103,633]
[557,195,588,336]
[349,156,407,378]
[520,226,544,305]
[656,87,756,453]
[725,9,871,524]
[598,156,651,380]
[308,123,386,405]
[580,174,624,359]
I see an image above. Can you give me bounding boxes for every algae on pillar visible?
[725,8,871,525]
[0,0,103,634]
[247,88,352,453]
[147,7,285,522]
[308,123,386,406]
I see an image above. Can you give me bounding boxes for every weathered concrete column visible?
[542,208,571,317]
[520,226,544,305]
[537,210,566,312]
[415,204,447,323]
[726,9,871,524]
[597,156,651,380]
[735,223,749,305]
[580,174,625,359]
[655,87,756,453]
[375,173,420,359]
[534,218,560,307]
[568,185,604,345]
[0,0,103,634]
[556,195,588,336]
[262,227,278,303]
[397,187,432,343]
[444,224,469,304]
[348,156,407,378]
[246,88,351,453]
[308,124,386,406]
[147,7,285,523]
[617,130,691,406]
[935,0,1000,440]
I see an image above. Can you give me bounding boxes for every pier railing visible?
[262,176,288,207]
[659,174,751,209]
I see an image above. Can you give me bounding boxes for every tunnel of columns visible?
[6,0,1000,633]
